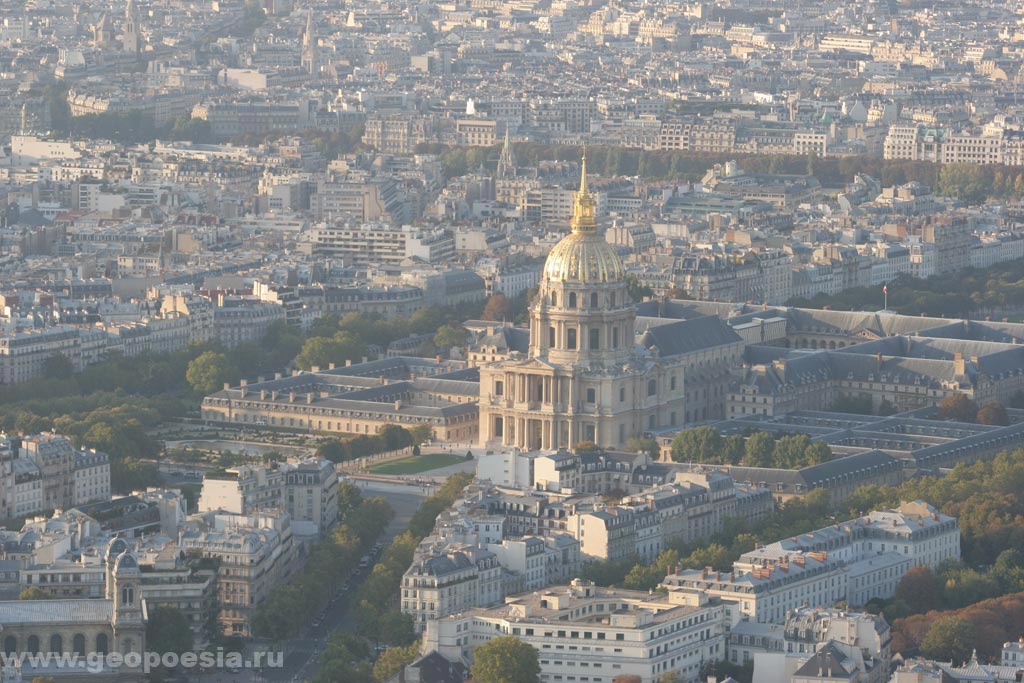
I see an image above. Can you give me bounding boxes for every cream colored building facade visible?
[479,159,742,450]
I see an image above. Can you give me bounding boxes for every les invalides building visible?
[478,157,745,451]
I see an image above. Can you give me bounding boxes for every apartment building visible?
[455,119,498,147]
[307,223,417,264]
[884,124,1008,165]
[661,502,959,624]
[727,607,891,679]
[178,511,297,638]
[0,326,82,385]
[73,449,111,507]
[212,298,287,348]
[312,177,408,224]
[197,459,338,537]
[402,545,503,632]
[424,579,727,683]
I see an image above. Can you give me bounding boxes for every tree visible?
[482,294,514,322]
[573,441,602,455]
[976,402,1009,426]
[146,606,193,656]
[433,325,469,351]
[938,393,979,423]
[43,354,74,380]
[409,425,433,445]
[295,333,368,371]
[670,426,723,463]
[316,440,345,463]
[742,432,776,468]
[470,636,541,683]
[804,441,832,466]
[772,434,812,469]
[185,351,238,396]
[19,587,51,600]
[373,642,420,682]
[626,276,653,303]
[920,615,976,664]
[626,437,660,457]
[409,308,445,335]
[894,566,942,614]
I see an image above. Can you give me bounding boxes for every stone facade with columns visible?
[478,159,743,450]
[0,537,146,681]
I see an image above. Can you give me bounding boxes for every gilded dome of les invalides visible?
[542,156,626,285]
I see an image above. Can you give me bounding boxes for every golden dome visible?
[542,154,626,285]
[543,231,626,284]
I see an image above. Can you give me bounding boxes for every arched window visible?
[647,380,657,396]
[670,376,677,391]
[550,291,557,306]
[95,634,108,655]
[27,636,39,655]
[73,634,86,656]
[569,292,577,308]
[590,293,598,308]
[3,636,16,656]
[613,327,619,348]
[50,634,62,654]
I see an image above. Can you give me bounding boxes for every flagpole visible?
[884,285,888,311]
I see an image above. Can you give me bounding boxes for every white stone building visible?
[423,579,726,683]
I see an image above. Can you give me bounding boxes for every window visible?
[613,327,619,348]
[587,389,596,403]
[568,329,577,349]
[551,292,557,306]
[647,380,657,396]
[649,415,656,429]
[590,328,599,350]
[569,293,577,308]
[495,380,503,396]
[670,376,677,390]
[620,387,626,402]
[591,293,599,308]
[549,327,556,347]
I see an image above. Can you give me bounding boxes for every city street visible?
[252,481,429,683]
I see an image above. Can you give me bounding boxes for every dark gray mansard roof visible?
[640,315,743,357]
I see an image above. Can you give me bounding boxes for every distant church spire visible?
[123,0,142,53]
[302,9,318,76]
[497,127,516,180]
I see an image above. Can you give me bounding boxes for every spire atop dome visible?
[570,150,596,233]
[578,149,589,196]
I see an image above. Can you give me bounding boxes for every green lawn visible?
[368,453,467,475]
